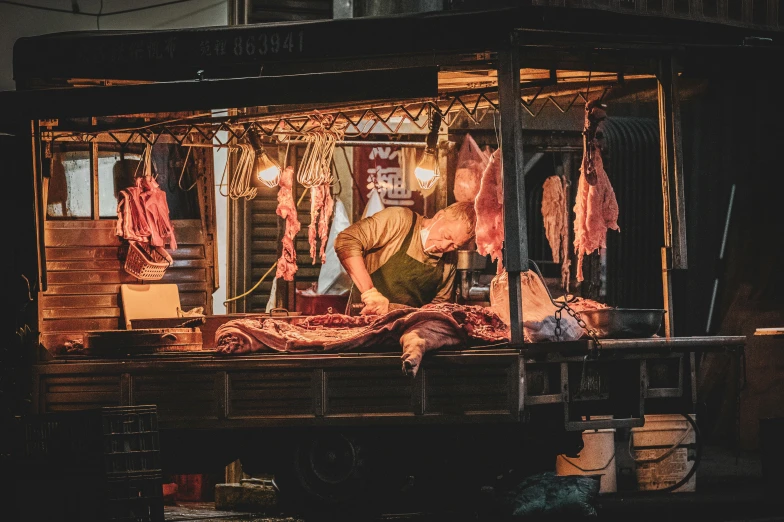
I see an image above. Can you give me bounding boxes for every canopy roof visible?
[12,5,784,88]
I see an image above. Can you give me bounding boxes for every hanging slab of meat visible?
[116,176,176,262]
[541,175,572,291]
[319,186,334,264]
[542,176,566,263]
[308,184,334,264]
[215,303,509,377]
[573,101,619,282]
[139,176,177,250]
[116,184,151,243]
[474,149,505,272]
[275,166,300,281]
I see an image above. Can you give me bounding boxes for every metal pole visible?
[657,54,688,337]
[498,32,528,347]
[31,120,47,292]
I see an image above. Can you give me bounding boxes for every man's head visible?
[422,201,477,255]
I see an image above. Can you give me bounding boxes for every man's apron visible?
[352,215,444,309]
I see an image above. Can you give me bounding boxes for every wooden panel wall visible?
[40,219,211,352]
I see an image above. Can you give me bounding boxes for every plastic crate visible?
[101,406,160,474]
[16,405,161,476]
[104,472,165,522]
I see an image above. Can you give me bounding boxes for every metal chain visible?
[560,299,602,354]
[529,259,602,356]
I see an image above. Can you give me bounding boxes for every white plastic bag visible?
[362,187,385,218]
[454,133,488,202]
[490,270,582,342]
[317,200,352,295]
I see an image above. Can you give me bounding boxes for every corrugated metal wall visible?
[603,117,664,308]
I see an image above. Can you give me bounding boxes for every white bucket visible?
[556,428,617,494]
[630,414,696,492]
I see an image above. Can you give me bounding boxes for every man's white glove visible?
[360,287,389,316]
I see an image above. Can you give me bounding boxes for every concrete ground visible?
[164,445,784,521]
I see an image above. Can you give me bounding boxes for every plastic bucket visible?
[630,414,696,492]
[556,428,617,494]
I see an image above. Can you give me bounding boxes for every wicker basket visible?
[123,241,170,281]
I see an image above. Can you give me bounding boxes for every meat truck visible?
[1,4,763,510]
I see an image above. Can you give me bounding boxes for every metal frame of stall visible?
[2,5,768,432]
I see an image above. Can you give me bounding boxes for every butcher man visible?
[335,201,477,315]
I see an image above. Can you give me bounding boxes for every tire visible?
[274,432,373,514]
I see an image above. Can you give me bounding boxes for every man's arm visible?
[340,256,375,294]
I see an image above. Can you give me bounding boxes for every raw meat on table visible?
[557,296,610,313]
[275,166,300,281]
[573,101,619,282]
[215,303,509,377]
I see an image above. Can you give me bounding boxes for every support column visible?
[657,54,688,337]
[497,32,528,347]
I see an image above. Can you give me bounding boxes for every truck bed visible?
[31,336,745,431]
[32,349,523,429]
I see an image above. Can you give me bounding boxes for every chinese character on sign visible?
[367,147,413,207]
[199,40,212,56]
[354,146,424,214]
[214,39,227,56]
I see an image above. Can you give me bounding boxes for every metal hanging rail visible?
[45,82,617,146]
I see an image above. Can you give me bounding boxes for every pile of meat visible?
[274,166,300,281]
[573,101,620,282]
[308,184,334,265]
[558,296,610,314]
[474,149,505,272]
[116,175,177,262]
[215,303,509,377]
[541,175,571,291]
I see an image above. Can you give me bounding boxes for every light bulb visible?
[414,150,438,189]
[256,150,281,187]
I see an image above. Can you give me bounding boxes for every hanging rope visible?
[223,188,309,305]
[218,142,257,200]
[177,145,199,191]
[295,114,346,188]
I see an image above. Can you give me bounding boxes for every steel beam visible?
[0,67,438,123]
[498,33,528,347]
[657,54,688,337]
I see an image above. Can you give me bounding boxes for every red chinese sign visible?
[353,145,424,215]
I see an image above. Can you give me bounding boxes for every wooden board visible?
[41,220,212,353]
[120,283,182,328]
[85,328,203,356]
[754,327,784,337]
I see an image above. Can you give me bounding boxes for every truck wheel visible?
[275,433,369,509]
